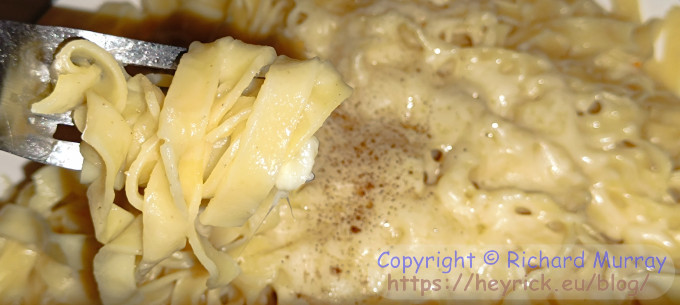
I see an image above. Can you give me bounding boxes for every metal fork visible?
[0,20,185,170]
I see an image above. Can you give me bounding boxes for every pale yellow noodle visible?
[2,0,680,304]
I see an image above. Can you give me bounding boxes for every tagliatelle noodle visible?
[22,36,350,305]
[0,166,95,305]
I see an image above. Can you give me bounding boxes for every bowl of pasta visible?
[0,0,679,304]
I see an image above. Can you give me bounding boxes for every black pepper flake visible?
[431,149,443,161]
[622,140,636,148]
[515,207,532,215]
[587,101,602,114]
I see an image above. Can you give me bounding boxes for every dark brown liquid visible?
[38,6,304,59]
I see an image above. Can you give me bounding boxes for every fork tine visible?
[0,20,186,170]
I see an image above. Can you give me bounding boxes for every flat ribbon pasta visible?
[30,37,352,305]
